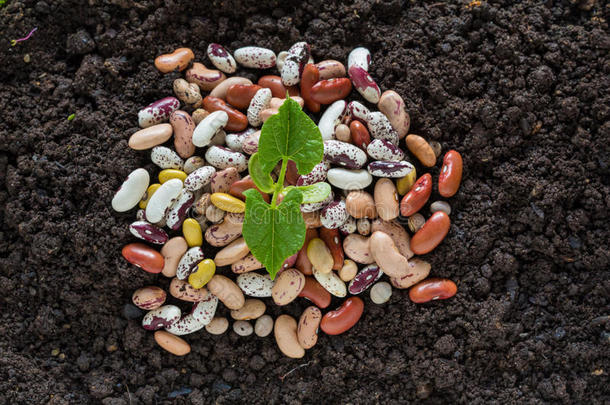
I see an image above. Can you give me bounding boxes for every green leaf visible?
[258,97,324,176]
[243,187,306,279]
[248,152,275,193]
[297,182,332,204]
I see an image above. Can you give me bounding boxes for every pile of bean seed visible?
[112,43,463,357]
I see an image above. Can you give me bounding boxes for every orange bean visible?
[122,243,164,273]
[257,75,299,98]
[226,84,263,110]
[298,276,331,309]
[229,176,270,203]
[410,212,450,255]
[438,150,463,197]
[409,278,457,303]
[406,134,436,167]
[310,78,352,104]
[295,228,318,275]
[300,64,321,113]
[202,96,248,132]
[154,48,194,73]
[154,330,191,356]
[399,173,432,217]
[318,227,344,270]
[320,297,364,335]
[350,120,371,150]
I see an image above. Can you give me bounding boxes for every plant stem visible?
[270,159,288,208]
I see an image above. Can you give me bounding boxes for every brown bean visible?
[406,134,436,167]
[154,48,194,73]
[185,62,226,91]
[226,84,263,110]
[318,227,344,270]
[378,90,410,139]
[300,64,321,113]
[122,243,164,273]
[409,278,457,303]
[170,110,195,158]
[350,120,371,150]
[345,190,377,219]
[258,75,299,98]
[209,77,253,99]
[298,276,331,308]
[438,150,463,197]
[302,211,322,229]
[297,306,322,349]
[295,228,318,275]
[400,173,432,217]
[214,237,249,266]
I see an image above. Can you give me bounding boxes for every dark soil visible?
[1,0,609,403]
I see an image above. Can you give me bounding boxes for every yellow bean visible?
[159,169,187,183]
[182,218,203,247]
[188,259,216,289]
[396,168,417,195]
[210,192,246,213]
[139,183,161,209]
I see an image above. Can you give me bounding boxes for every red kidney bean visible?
[310,78,352,105]
[318,227,344,270]
[257,75,299,98]
[202,96,248,132]
[438,150,463,197]
[122,243,164,273]
[226,84,263,110]
[298,276,331,309]
[409,278,457,303]
[295,228,318,275]
[229,176,270,203]
[350,120,371,150]
[320,297,364,335]
[400,173,432,217]
[300,64,321,113]
[410,212,450,255]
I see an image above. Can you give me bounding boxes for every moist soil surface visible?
[1,0,609,403]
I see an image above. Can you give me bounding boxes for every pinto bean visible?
[410,212,451,255]
[298,276,331,308]
[154,48,194,73]
[230,299,266,320]
[186,63,226,91]
[169,278,209,302]
[320,297,364,335]
[438,150,463,197]
[370,218,413,259]
[378,90,410,139]
[400,173,432,217]
[132,286,166,310]
[272,268,305,306]
[207,275,245,310]
[315,59,346,79]
[390,258,431,289]
[300,64,321,113]
[297,306,322,349]
[310,78,352,104]
[318,227,344,270]
[406,134,436,167]
[409,278,458,303]
[202,96,248,132]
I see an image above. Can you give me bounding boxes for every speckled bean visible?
[204,212,243,247]
[175,246,205,280]
[205,146,248,172]
[231,253,263,273]
[367,160,415,178]
[166,294,219,335]
[237,272,274,297]
[347,101,371,123]
[207,43,236,73]
[138,97,180,128]
[315,59,346,79]
[348,264,382,295]
[165,190,195,230]
[324,140,367,169]
[296,161,330,186]
[281,42,310,86]
[234,46,277,69]
[297,306,322,349]
[338,215,357,235]
[170,110,196,158]
[247,88,272,127]
[169,278,209,302]
[173,78,202,108]
[192,111,228,148]
[272,268,306,305]
[312,267,346,297]
[320,198,348,229]
[357,218,371,236]
[225,128,257,152]
[347,47,371,71]
[151,146,183,170]
[241,130,260,154]
[184,166,216,192]
[142,305,181,330]
[211,167,241,194]
[367,111,399,145]
[349,66,380,103]
[367,138,405,161]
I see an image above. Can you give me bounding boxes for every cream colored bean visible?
[369,231,410,278]
[306,238,334,274]
[274,315,305,358]
[207,275,245,310]
[192,108,209,125]
[272,268,306,306]
[370,281,392,304]
[374,178,400,221]
[339,259,358,282]
[230,299,266,320]
[312,267,346,297]
[236,273,273,297]
[255,315,274,337]
[205,317,229,335]
[173,78,203,107]
[335,123,351,142]
[370,218,413,259]
[430,200,451,215]
[297,306,322,349]
[390,258,431,289]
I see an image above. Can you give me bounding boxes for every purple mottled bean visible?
[138,97,180,128]
[348,264,383,295]
[129,221,169,244]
